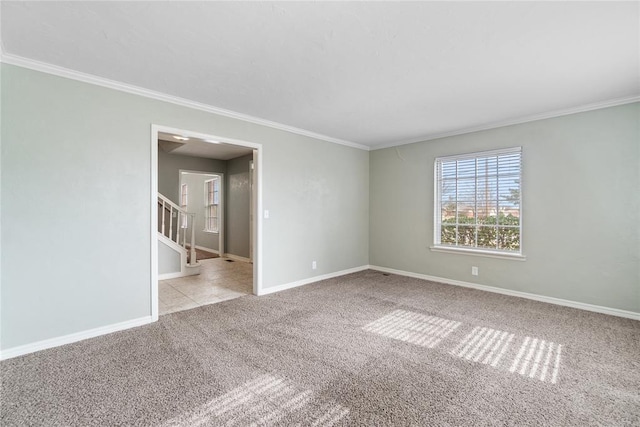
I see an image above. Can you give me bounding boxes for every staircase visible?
[157,193,200,280]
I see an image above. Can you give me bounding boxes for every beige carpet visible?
[1,270,639,426]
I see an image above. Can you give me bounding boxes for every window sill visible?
[430,246,526,261]
[202,230,219,234]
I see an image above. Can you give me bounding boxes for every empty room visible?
[1,2,638,426]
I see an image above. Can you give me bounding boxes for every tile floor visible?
[159,257,253,315]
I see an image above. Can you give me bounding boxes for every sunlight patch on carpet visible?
[363,309,462,348]
[161,374,349,426]
[450,326,515,367]
[509,337,563,383]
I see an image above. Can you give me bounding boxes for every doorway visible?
[151,125,262,320]
[178,170,224,259]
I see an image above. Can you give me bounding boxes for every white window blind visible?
[204,178,220,233]
[434,147,522,254]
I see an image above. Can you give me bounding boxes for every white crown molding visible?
[372,95,640,151]
[369,265,640,321]
[0,53,370,151]
[2,53,638,154]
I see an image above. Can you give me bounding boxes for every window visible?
[180,183,188,228]
[204,177,220,233]
[434,147,522,255]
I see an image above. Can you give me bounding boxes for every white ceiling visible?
[158,132,253,161]
[1,2,638,149]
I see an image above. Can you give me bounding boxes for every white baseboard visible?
[158,267,200,281]
[223,253,251,263]
[258,265,370,296]
[369,265,640,321]
[185,244,219,254]
[158,271,185,280]
[0,316,155,361]
[6,266,633,361]
[195,245,219,254]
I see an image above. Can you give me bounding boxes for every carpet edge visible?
[0,315,155,361]
[369,265,640,321]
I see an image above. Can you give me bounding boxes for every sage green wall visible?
[158,240,181,274]
[158,149,227,205]
[370,103,640,313]
[225,154,252,259]
[0,64,369,350]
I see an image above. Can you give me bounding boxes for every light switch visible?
[264,210,270,219]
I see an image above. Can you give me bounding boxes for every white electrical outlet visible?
[472,266,479,276]
[312,261,317,270]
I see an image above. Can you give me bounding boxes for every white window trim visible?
[429,245,526,261]
[204,177,220,234]
[432,147,523,257]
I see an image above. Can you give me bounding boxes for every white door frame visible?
[151,124,263,321]
[179,170,225,256]
[249,158,255,262]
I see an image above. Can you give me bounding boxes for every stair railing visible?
[158,193,198,266]
[185,212,196,266]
